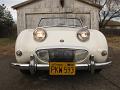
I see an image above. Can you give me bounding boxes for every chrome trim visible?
[11,61,112,71]
[34,48,89,64]
[89,55,95,74]
[29,56,37,74]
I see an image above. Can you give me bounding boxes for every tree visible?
[0,4,14,37]
[90,0,120,29]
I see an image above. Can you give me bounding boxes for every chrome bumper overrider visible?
[11,55,112,74]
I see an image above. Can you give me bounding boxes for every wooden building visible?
[105,20,120,29]
[12,0,102,34]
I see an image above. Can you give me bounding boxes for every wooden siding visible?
[16,0,100,34]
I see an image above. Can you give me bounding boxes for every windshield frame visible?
[38,17,83,27]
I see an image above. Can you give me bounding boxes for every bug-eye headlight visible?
[77,28,90,42]
[33,27,47,42]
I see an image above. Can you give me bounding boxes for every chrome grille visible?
[35,48,88,63]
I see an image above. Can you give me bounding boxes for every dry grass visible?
[0,38,15,57]
[106,36,120,49]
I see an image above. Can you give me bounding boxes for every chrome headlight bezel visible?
[77,28,90,42]
[33,27,47,42]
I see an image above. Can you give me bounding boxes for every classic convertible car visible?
[11,18,112,75]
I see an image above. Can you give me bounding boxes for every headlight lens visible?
[33,27,47,42]
[77,28,90,42]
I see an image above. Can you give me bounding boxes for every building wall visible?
[105,26,120,29]
[16,0,100,34]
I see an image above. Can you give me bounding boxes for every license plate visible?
[49,62,76,75]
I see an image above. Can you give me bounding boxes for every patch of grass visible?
[106,36,120,49]
[0,38,15,46]
[0,38,15,57]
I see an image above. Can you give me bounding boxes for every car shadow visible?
[21,70,100,81]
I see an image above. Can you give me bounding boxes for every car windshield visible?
[38,18,82,27]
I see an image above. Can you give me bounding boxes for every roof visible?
[12,0,102,9]
[106,20,120,26]
[78,0,102,9]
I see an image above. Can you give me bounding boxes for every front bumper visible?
[11,55,112,74]
[11,61,112,70]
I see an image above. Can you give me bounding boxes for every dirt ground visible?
[0,38,15,57]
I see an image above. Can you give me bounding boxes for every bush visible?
[0,4,15,38]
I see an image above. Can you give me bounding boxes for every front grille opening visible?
[36,48,88,63]
[49,49,74,62]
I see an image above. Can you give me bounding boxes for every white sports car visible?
[11,18,112,75]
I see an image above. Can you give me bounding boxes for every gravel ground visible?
[0,48,120,90]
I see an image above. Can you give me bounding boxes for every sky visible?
[0,0,26,21]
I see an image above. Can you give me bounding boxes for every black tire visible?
[20,70,30,75]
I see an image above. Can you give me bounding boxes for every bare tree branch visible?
[90,0,120,29]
